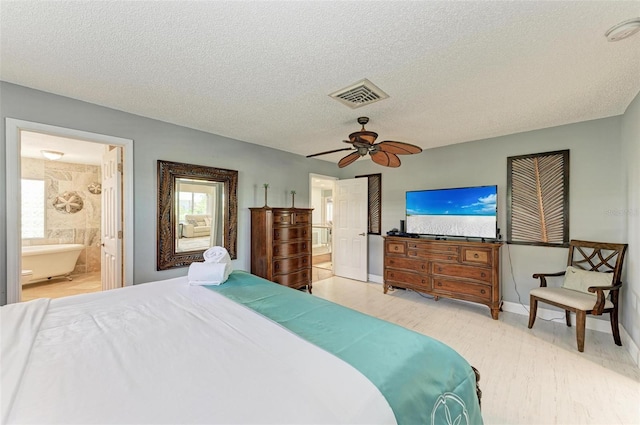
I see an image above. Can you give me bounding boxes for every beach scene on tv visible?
[406,186,497,238]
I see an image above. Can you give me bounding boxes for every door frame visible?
[5,118,134,304]
[309,173,338,252]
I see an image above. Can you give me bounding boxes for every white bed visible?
[1,271,483,424]
[1,276,395,424]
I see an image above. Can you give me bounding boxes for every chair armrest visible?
[532,271,566,287]
[588,283,622,315]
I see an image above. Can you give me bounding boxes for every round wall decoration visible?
[53,191,84,214]
[88,182,102,195]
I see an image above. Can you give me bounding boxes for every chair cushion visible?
[530,287,613,311]
[561,266,612,297]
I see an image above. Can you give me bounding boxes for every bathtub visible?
[21,244,85,283]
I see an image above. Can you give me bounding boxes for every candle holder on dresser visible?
[290,190,296,208]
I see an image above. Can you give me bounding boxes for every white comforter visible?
[1,277,396,424]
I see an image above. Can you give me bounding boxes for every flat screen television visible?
[406,185,498,239]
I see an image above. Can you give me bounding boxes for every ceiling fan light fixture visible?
[308,117,422,168]
[605,17,640,42]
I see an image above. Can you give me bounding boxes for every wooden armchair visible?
[528,240,628,352]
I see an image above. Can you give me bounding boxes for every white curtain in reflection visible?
[209,183,224,248]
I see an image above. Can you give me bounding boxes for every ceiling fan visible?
[306,117,423,168]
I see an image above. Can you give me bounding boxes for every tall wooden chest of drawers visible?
[383,236,502,319]
[250,207,313,293]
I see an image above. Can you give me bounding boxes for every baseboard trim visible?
[621,326,640,367]
[368,274,383,284]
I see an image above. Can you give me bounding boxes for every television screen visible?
[406,185,497,239]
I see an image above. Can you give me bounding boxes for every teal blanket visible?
[208,271,483,425]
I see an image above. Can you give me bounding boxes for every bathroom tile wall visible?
[21,158,102,274]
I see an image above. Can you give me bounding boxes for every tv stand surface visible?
[383,236,503,319]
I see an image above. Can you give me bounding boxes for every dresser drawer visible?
[431,262,492,283]
[273,241,310,258]
[273,211,294,225]
[432,277,491,301]
[385,269,429,287]
[407,241,459,254]
[273,256,310,275]
[386,241,406,255]
[407,249,458,262]
[385,257,428,273]
[273,268,310,288]
[293,212,310,224]
[461,248,492,266]
[273,226,309,241]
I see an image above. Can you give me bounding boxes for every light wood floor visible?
[312,276,640,425]
[21,271,101,301]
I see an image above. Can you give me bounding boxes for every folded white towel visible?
[203,246,231,264]
[188,262,232,285]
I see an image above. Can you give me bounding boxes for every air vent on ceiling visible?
[329,79,389,109]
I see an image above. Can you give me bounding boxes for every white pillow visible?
[561,266,612,297]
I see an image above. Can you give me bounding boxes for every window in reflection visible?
[175,178,224,253]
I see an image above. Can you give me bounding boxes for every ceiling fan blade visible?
[338,151,362,168]
[370,151,401,167]
[377,141,423,155]
[306,147,354,158]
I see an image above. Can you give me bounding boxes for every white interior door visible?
[101,146,123,290]
[333,178,368,281]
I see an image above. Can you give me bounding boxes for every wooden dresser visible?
[383,236,502,319]
[250,207,313,293]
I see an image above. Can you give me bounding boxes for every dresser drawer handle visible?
[480,289,486,294]
[481,272,486,278]
[302,272,307,278]
[437,281,442,286]
[302,258,307,264]
[421,264,425,270]
[422,279,426,284]
[275,263,280,270]
[275,231,280,237]
[390,260,395,264]
[394,246,399,251]
[390,273,394,278]
[302,230,307,236]
[448,256,452,260]
[474,253,479,258]
[302,243,307,249]
[437,267,442,273]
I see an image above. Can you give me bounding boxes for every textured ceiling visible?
[2,1,639,164]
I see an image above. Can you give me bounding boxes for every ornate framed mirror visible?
[157,160,238,270]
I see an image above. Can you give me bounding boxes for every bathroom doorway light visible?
[41,150,64,160]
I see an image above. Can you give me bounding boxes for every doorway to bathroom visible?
[309,174,336,283]
[5,119,134,304]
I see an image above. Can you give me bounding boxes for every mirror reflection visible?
[175,178,225,253]
[157,160,238,271]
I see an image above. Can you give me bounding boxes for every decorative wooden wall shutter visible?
[355,173,382,235]
[507,150,569,247]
